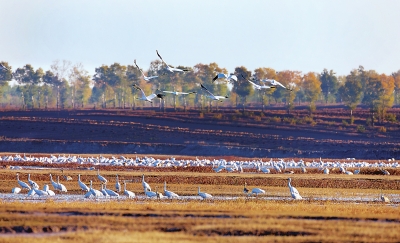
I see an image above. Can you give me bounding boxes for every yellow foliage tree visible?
[302,72,321,114]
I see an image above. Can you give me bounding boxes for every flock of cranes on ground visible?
[11,171,306,200]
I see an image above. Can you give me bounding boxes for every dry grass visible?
[0,200,399,243]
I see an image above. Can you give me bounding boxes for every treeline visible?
[0,60,399,121]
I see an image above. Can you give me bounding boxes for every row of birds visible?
[2,154,398,171]
[12,171,212,200]
[12,171,302,200]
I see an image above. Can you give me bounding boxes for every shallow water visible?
[1,193,398,204]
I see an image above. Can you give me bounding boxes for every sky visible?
[1,0,400,77]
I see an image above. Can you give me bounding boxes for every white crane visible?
[85,180,103,198]
[212,73,237,83]
[247,79,276,90]
[27,188,36,197]
[156,186,164,199]
[288,178,302,200]
[243,182,265,196]
[134,59,158,81]
[97,169,108,184]
[12,187,21,194]
[261,79,291,90]
[57,176,67,192]
[144,188,157,198]
[163,181,179,199]
[156,50,190,73]
[241,74,276,90]
[43,184,55,196]
[33,187,49,197]
[198,186,212,199]
[104,184,119,197]
[162,90,196,96]
[100,184,109,197]
[27,174,39,189]
[115,174,121,192]
[123,181,135,199]
[132,84,165,103]
[16,173,31,190]
[142,174,151,191]
[49,174,60,191]
[200,84,229,101]
[78,174,90,192]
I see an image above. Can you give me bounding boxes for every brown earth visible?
[0,106,399,159]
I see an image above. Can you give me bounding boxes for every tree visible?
[338,70,362,123]
[0,62,13,83]
[276,70,302,112]
[253,67,277,109]
[233,66,253,112]
[13,64,44,108]
[392,70,400,105]
[302,72,321,114]
[362,71,385,126]
[376,74,395,123]
[69,64,92,108]
[320,69,339,103]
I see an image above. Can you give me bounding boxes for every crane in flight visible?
[200,84,228,102]
[134,59,158,82]
[156,50,190,73]
[132,84,165,103]
[241,74,276,90]
[212,73,237,83]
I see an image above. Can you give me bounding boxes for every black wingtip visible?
[212,75,218,82]
[200,84,207,90]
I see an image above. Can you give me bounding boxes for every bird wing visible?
[147,93,157,100]
[156,93,165,99]
[162,91,175,94]
[247,79,261,89]
[0,63,10,71]
[228,74,238,82]
[156,50,169,67]
[200,84,214,96]
[132,84,147,99]
[212,74,219,82]
[134,59,146,77]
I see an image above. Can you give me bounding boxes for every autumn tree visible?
[392,70,400,105]
[13,64,44,108]
[338,70,362,123]
[0,62,13,100]
[302,72,321,114]
[320,69,339,103]
[253,67,277,110]
[276,70,302,113]
[233,66,253,112]
[376,74,395,123]
[69,64,92,108]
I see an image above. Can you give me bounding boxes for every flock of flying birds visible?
[1,50,292,103]
[10,170,301,201]
[121,50,291,103]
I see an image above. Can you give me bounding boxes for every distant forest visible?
[0,60,399,120]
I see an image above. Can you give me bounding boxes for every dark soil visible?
[0,107,399,159]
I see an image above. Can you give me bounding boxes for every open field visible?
[0,164,399,242]
[0,108,399,242]
[0,107,399,158]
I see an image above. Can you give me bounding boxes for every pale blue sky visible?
[1,0,400,77]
